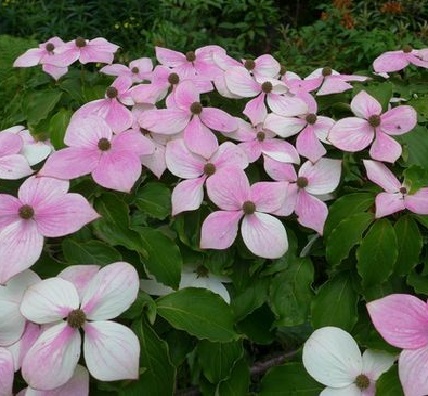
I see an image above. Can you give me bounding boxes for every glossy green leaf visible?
[399,126,428,169]
[22,89,62,125]
[134,182,171,220]
[376,365,404,396]
[62,239,122,265]
[217,358,250,396]
[48,109,72,149]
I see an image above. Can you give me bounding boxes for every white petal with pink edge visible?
[0,348,14,396]
[59,265,101,300]
[350,91,381,119]
[295,190,328,234]
[328,118,374,152]
[399,345,428,396]
[363,160,401,193]
[200,210,242,250]
[165,139,205,179]
[299,159,342,195]
[361,349,395,381]
[171,177,206,216]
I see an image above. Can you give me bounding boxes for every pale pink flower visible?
[363,160,428,218]
[20,262,140,390]
[100,57,153,83]
[39,115,154,192]
[166,139,248,215]
[139,81,237,158]
[0,132,33,180]
[240,54,281,80]
[0,347,14,396]
[328,90,417,163]
[303,327,395,396]
[200,168,288,259]
[0,177,99,284]
[367,294,428,396]
[373,46,428,72]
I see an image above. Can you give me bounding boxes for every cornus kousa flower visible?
[0,176,99,284]
[166,139,248,215]
[20,262,140,390]
[39,115,154,192]
[303,327,395,396]
[200,167,288,259]
[0,347,14,396]
[100,57,153,83]
[363,160,428,218]
[328,90,417,163]
[139,80,237,158]
[0,132,33,180]
[373,45,428,72]
[367,294,428,396]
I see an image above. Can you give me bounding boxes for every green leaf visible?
[196,340,243,384]
[156,288,239,342]
[136,227,182,289]
[217,358,250,396]
[326,212,373,267]
[357,219,398,287]
[22,89,62,125]
[311,273,359,331]
[415,214,428,229]
[259,362,323,395]
[231,276,269,320]
[403,165,428,193]
[48,109,72,149]
[269,258,314,327]
[62,239,122,265]
[237,304,275,344]
[399,126,428,168]
[376,365,404,396]
[134,182,171,220]
[394,215,423,276]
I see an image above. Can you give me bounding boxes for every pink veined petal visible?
[84,321,140,381]
[165,139,205,179]
[253,54,280,78]
[264,113,307,138]
[317,77,353,96]
[313,116,335,144]
[138,109,190,135]
[100,63,130,77]
[200,210,242,250]
[174,80,200,111]
[80,262,139,320]
[59,265,101,300]
[264,157,298,182]
[405,188,428,214]
[379,105,417,135]
[38,147,101,180]
[205,168,250,210]
[0,154,33,179]
[328,118,374,152]
[399,345,428,396]
[141,141,167,179]
[102,100,133,133]
[111,75,132,95]
[224,67,261,97]
[296,127,327,163]
[64,114,112,148]
[183,116,219,158]
[261,139,300,163]
[13,48,44,67]
[267,94,308,117]
[350,91,382,119]
[42,63,68,80]
[299,159,342,195]
[0,220,43,285]
[375,192,405,218]
[211,141,248,170]
[243,94,268,126]
[78,47,115,65]
[238,141,262,163]
[295,190,328,234]
[273,182,298,216]
[0,195,22,229]
[0,132,23,156]
[92,150,142,192]
[367,294,428,349]
[21,141,52,167]
[361,349,395,382]
[171,177,206,216]
[155,47,186,67]
[200,107,238,133]
[22,323,81,391]
[302,326,362,388]
[363,160,401,193]
[373,51,409,72]
[20,278,79,324]
[250,181,287,213]
[111,130,155,156]
[369,131,402,163]
[0,348,14,396]
[241,212,288,258]
[7,322,40,372]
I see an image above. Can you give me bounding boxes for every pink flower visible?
[101,57,153,83]
[328,90,417,163]
[39,115,154,192]
[363,160,428,217]
[0,132,33,180]
[200,168,288,259]
[239,54,281,80]
[0,177,99,284]
[367,294,428,396]
[20,262,140,390]
[373,46,428,72]
[166,139,248,215]
[0,347,14,396]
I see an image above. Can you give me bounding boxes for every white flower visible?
[302,327,395,395]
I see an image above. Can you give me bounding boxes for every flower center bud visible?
[261,81,273,94]
[18,204,35,220]
[185,51,196,62]
[204,163,216,176]
[66,309,87,329]
[256,131,265,142]
[46,43,55,52]
[168,72,180,85]
[106,86,118,99]
[98,137,112,151]
[296,177,309,188]
[368,115,381,128]
[195,265,209,278]
[400,186,407,195]
[140,128,151,136]
[244,59,256,70]
[306,113,317,125]
[280,64,287,76]
[190,102,203,115]
[131,66,139,74]
[75,37,87,48]
[354,374,370,390]
[322,67,332,77]
[402,45,413,53]
[242,200,256,215]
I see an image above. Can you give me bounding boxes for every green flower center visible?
[368,115,381,128]
[244,59,256,70]
[168,72,180,85]
[190,102,203,115]
[98,137,112,151]
[18,204,35,219]
[106,86,118,99]
[242,200,256,215]
[185,51,196,62]
[306,113,317,125]
[261,81,273,94]
[66,309,87,329]
[296,177,309,188]
[322,67,332,77]
[354,374,370,390]
[204,163,216,176]
[75,37,87,48]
